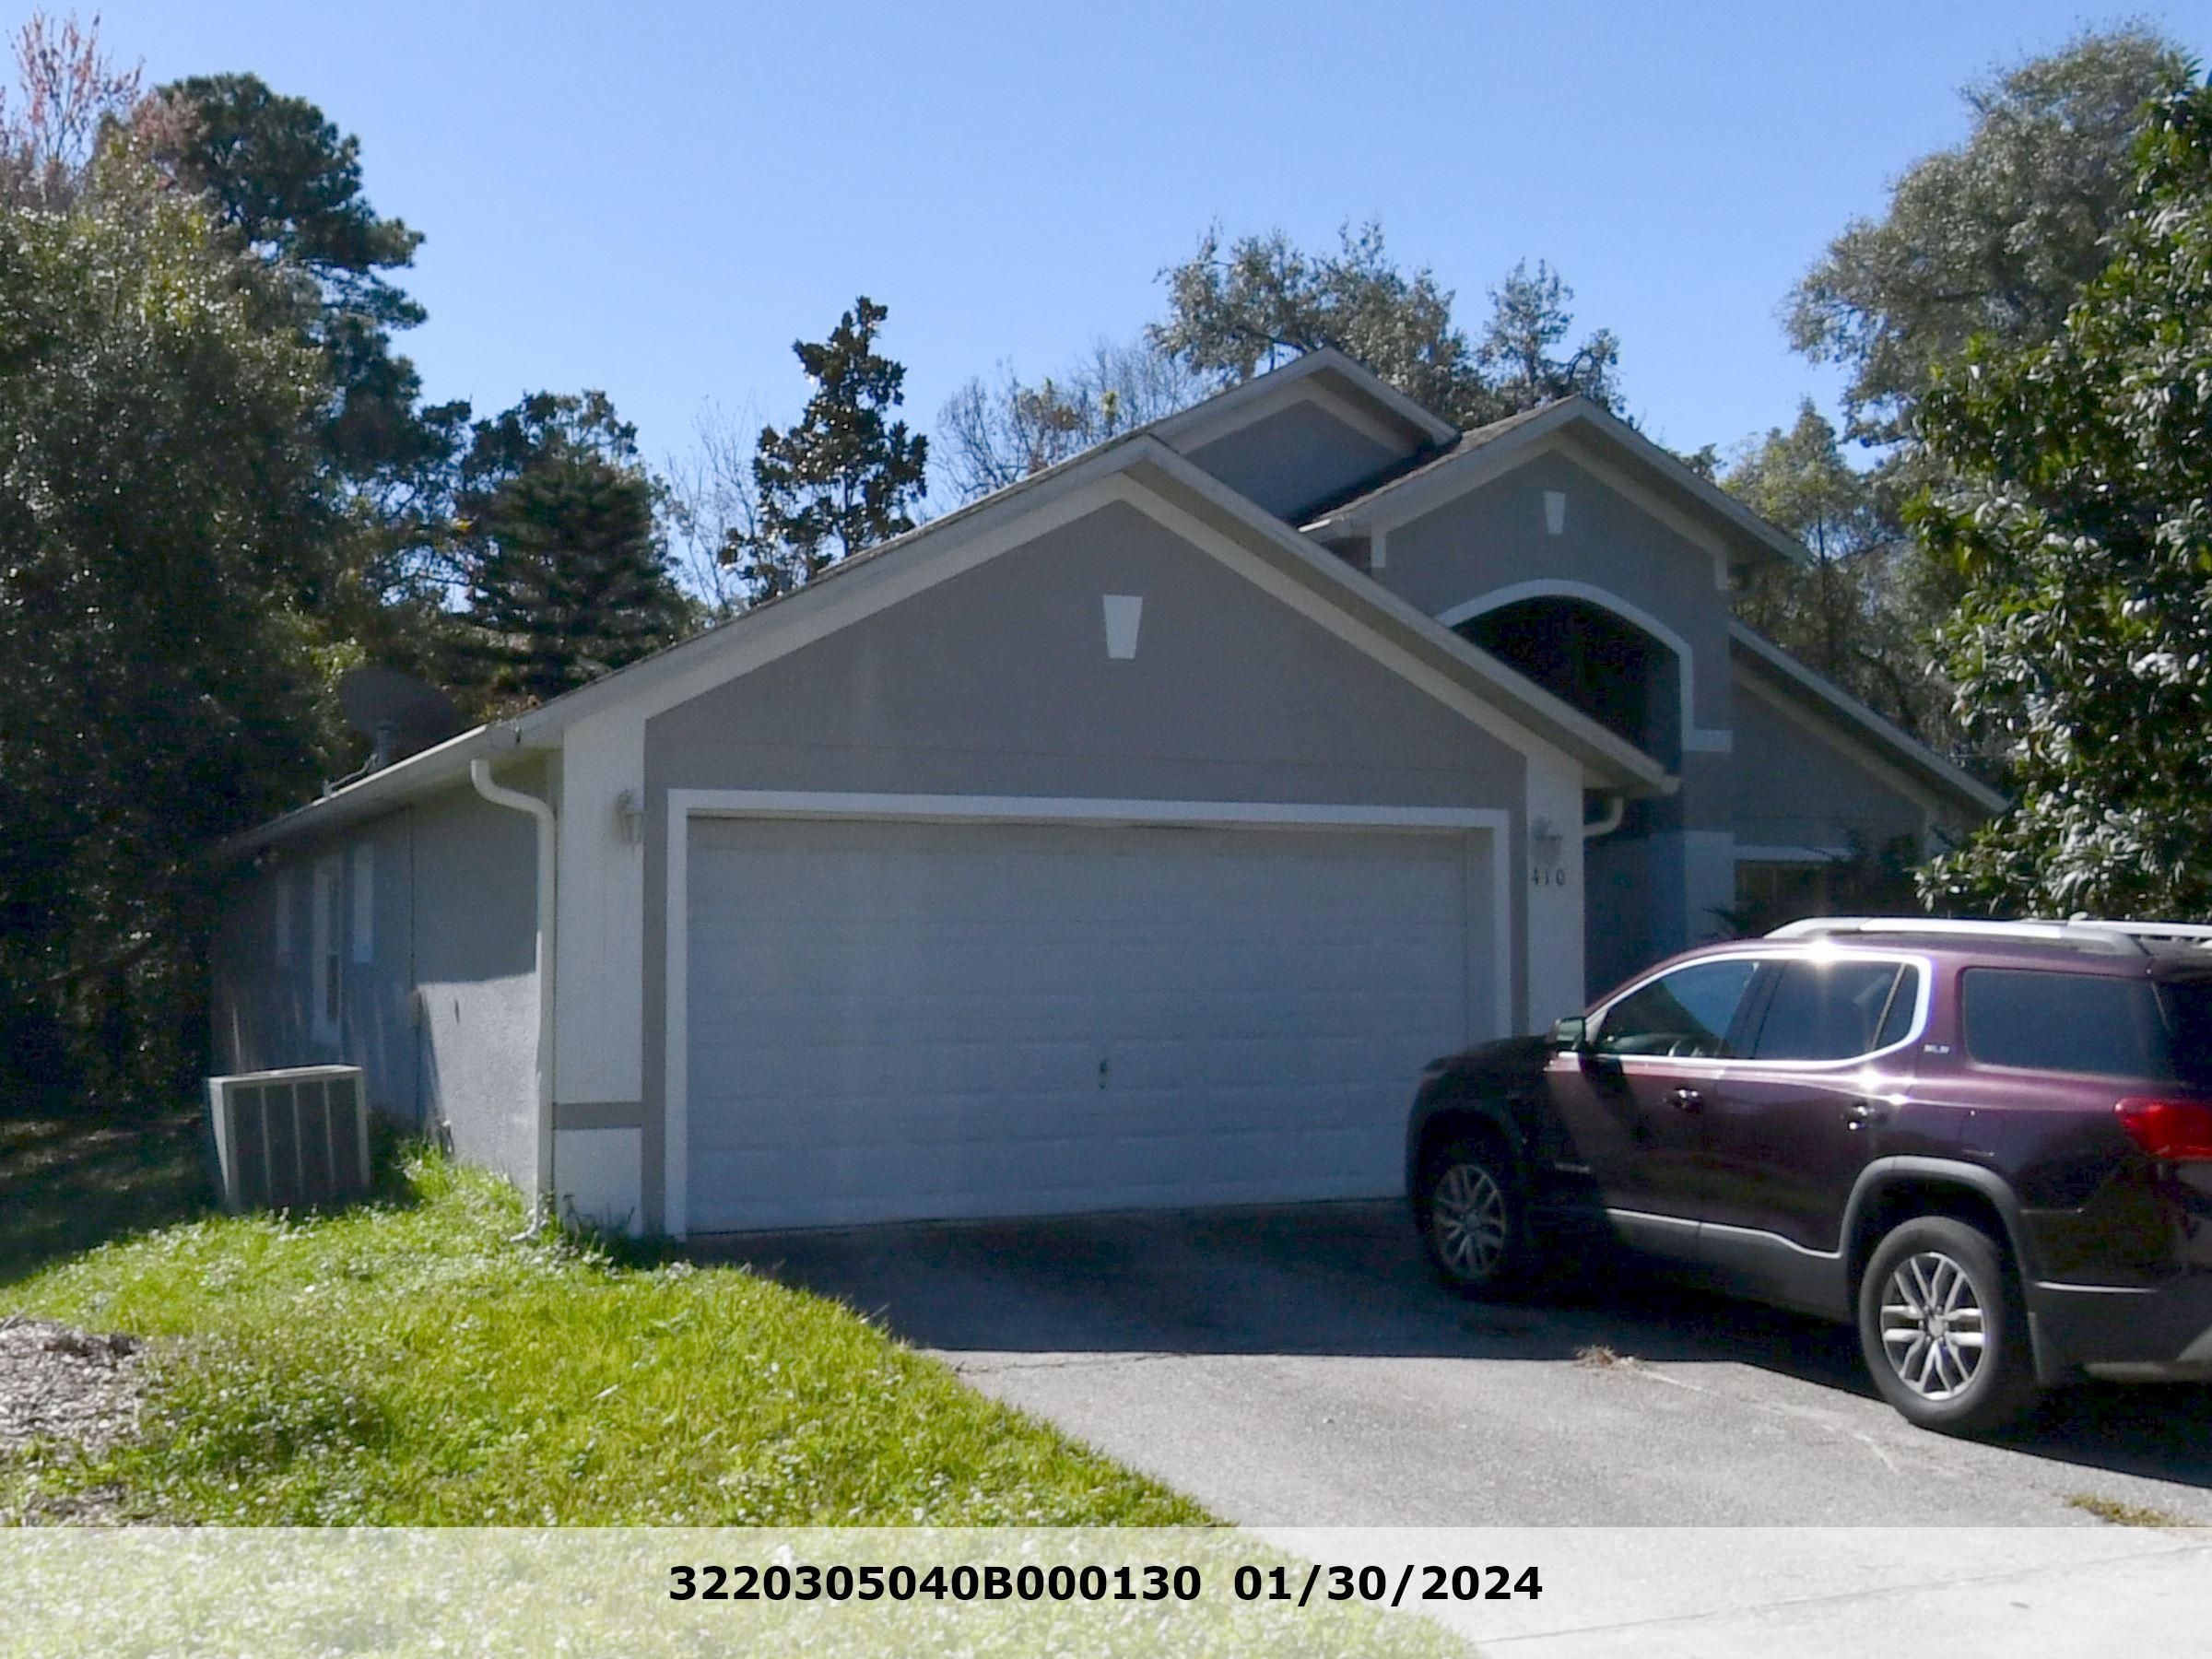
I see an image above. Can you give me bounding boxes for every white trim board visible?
[1153,347,1457,453]
[1439,580,1735,756]
[660,789,1513,1240]
[1304,399,1806,571]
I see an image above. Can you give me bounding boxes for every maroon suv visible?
[1406,917,2212,1433]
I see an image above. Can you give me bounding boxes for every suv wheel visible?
[1421,1137,1531,1295]
[1858,1216,2039,1434]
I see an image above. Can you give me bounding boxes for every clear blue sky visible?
[89,2,2212,477]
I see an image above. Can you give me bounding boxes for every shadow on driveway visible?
[696,1200,2212,1495]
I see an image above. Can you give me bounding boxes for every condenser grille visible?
[206,1066,371,1210]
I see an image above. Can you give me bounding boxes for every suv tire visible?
[1858,1216,2040,1434]
[1420,1135,1533,1296]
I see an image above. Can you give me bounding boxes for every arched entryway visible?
[1444,583,1697,999]
[1444,588,1686,767]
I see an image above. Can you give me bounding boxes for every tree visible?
[935,335,1207,503]
[1789,26,2192,445]
[1913,81,2212,919]
[135,71,472,688]
[730,297,927,604]
[0,143,332,1108]
[1151,222,1624,429]
[662,397,766,618]
[0,7,138,210]
[1724,401,1947,738]
[1476,260,1620,412]
[453,392,688,712]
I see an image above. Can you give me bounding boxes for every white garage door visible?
[680,815,1496,1231]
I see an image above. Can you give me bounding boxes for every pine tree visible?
[457,392,688,711]
[729,297,927,604]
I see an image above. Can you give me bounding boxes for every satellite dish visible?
[337,666,463,771]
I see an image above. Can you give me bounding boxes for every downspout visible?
[470,757,556,1230]
[1581,793,1627,841]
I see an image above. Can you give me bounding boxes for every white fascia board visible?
[1729,623,2006,815]
[1153,347,1458,452]
[220,437,1165,862]
[218,721,530,863]
[1307,400,1810,572]
[512,431,1665,796]
[1126,442,1674,794]
[1302,403,1583,537]
[512,438,1160,741]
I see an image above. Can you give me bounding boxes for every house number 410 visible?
[1530,864,1570,888]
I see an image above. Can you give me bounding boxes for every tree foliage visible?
[729,297,927,604]
[1476,260,1620,414]
[1724,402,1947,738]
[1914,82,2212,919]
[1788,26,2193,444]
[453,392,688,712]
[1150,222,1620,429]
[138,70,469,674]
[0,149,332,1107]
[935,336,1207,503]
[0,8,137,210]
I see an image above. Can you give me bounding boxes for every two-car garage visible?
[670,803,1508,1233]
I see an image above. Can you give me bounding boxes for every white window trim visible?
[661,790,1512,1240]
[310,855,341,1044]
[349,842,374,964]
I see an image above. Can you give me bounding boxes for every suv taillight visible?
[2115,1099,2212,1161]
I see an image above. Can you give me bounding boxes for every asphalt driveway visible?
[700,1202,2212,1528]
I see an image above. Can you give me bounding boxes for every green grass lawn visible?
[0,1121,1205,1525]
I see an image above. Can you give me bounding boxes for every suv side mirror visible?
[1550,1015,1587,1053]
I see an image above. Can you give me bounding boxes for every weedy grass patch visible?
[0,1140,1204,1525]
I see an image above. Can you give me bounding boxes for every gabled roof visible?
[1730,622,2006,815]
[1302,394,1811,571]
[1151,347,1460,453]
[223,421,1673,860]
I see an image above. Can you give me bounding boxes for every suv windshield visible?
[1962,968,2212,1085]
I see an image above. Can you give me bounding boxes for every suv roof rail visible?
[1766,915,2212,955]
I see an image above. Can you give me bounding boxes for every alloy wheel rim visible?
[1878,1249,1988,1401]
[1432,1163,1509,1280]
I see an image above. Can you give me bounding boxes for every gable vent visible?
[206,1066,371,1211]
[1103,594,1144,660]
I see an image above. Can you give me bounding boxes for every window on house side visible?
[350,842,374,964]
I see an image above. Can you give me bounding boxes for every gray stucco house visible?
[213,351,2001,1238]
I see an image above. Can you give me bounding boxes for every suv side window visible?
[1592,959,1759,1059]
[1963,969,2173,1079]
[1747,959,1912,1062]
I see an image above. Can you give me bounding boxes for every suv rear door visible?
[1547,956,1760,1258]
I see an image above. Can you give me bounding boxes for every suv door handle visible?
[1668,1087,1704,1112]
[1846,1101,1888,1130]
